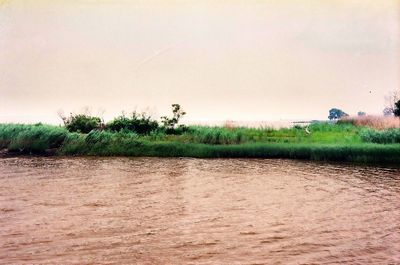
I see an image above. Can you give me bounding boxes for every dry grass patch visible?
[340,115,400,130]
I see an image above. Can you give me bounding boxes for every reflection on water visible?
[0,157,399,264]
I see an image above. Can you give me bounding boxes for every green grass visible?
[141,122,362,145]
[60,138,400,164]
[360,128,400,144]
[0,123,68,154]
[0,122,399,164]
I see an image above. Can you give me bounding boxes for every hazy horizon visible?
[1,0,399,124]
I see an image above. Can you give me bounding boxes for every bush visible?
[161,104,186,132]
[106,112,159,135]
[64,114,102,133]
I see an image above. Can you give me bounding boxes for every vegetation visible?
[63,114,102,133]
[179,122,360,145]
[0,124,68,154]
[328,108,348,120]
[60,133,400,164]
[106,112,159,135]
[394,100,400,117]
[59,104,186,135]
[161,104,186,129]
[383,89,400,116]
[2,103,400,164]
[1,121,400,164]
[160,104,187,134]
[340,115,400,130]
[383,107,393,116]
[360,128,400,144]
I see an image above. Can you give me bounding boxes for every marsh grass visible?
[167,122,362,145]
[0,124,68,153]
[1,122,399,163]
[59,135,400,163]
[340,115,400,130]
[360,128,400,144]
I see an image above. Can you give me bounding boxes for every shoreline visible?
[1,123,400,165]
[2,142,400,165]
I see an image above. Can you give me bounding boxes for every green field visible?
[1,122,399,164]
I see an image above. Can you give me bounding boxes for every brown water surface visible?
[0,157,399,264]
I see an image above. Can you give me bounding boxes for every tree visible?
[383,107,394,116]
[328,108,348,121]
[394,100,400,117]
[383,89,400,116]
[161,104,186,130]
[357,111,366,117]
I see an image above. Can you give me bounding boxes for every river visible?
[0,157,399,264]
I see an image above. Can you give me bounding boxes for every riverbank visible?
[1,123,400,163]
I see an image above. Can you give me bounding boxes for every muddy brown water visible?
[0,157,399,264]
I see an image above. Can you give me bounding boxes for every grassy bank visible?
[1,123,400,164]
[61,140,400,164]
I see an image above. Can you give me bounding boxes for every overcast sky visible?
[1,0,399,124]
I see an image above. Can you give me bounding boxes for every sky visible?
[0,0,399,124]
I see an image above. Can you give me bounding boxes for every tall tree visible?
[383,89,400,116]
[328,108,348,120]
[394,100,400,117]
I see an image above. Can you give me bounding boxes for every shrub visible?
[161,104,186,132]
[106,112,159,135]
[64,114,102,133]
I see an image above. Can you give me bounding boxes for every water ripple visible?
[0,157,399,264]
